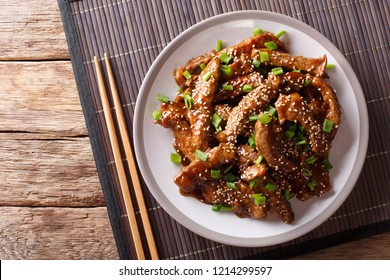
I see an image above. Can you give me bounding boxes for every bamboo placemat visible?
[58,0,390,259]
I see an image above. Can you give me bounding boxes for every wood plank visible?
[0,0,69,60]
[0,61,87,136]
[0,206,118,259]
[294,232,390,260]
[0,135,105,207]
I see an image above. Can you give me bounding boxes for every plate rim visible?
[133,10,369,247]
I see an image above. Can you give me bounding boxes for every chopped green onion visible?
[252,59,261,68]
[259,51,269,62]
[215,125,222,132]
[286,121,297,131]
[272,67,284,76]
[265,105,276,116]
[242,84,253,92]
[219,52,232,64]
[259,112,272,124]
[285,190,295,200]
[223,165,233,174]
[252,27,264,36]
[303,168,313,177]
[215,39,223,51]
[211,113,222,132]
[182,70,192,80]
[226,181,237,189]
[183,93,193,109]
[156,93,169,103]
[306,156,317,165]
[220,65,232,75]
[252,193,266,205]
[308,179,317,191]
[292,69,301,73]
[177,87,184,94]
[211,113,222,127]
[212,203,231,212]
[275,29,287,38]
[264,182,277,191]
[202,71,212,81]
[216,125,222,132]
[264,41,278,50]
[249,179,259,189]
[152,110,162,120]
[195,149,208,162]
[222,83,233,91]
[248,133,256,149]
[249,114,259,122]
[211,169,221,179]
[293,131,306,145]
[323,118,334,133]
[285,129,295,139]
[212,204,221,211]
[303,78,311,87]
[326,63,335,69]
[199,62,206,70]
[322,159,333,170]
[224,172,237,182]
[255,155,263,165]
[170,153,182,164]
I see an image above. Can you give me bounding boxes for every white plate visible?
[133,11,369,247]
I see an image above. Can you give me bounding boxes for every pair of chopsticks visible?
[94,53,158,260]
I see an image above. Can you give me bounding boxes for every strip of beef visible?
[262,182,295,224]
[220,53,253,82]
[199,180,269,219]
[156,101,188,128]
[302,86,325,122]
[310,76,341,140]
[281,71,308,93]
[174,33,286,88]
[236,144,260,171]
[236,141,294,223]
[223,32,287,56]
[255,119,299,174]
[156,101,194,162]
[214,72,264,103]
[281,73,328,127]
[240,165,267,182]
[282,72,340,140]
[252,49,327,77]
[174,142,236,193]
[231,181,269,219]
[190,57,221,152]
[174,52,215,89]
[296,161,332,201]
[218,72,281,143]
[214,104,231,122]
[275,93,330,156]
[236,144,268,182]
[311,161,332,195]
[270,172,295,198]
[250,175,295,224]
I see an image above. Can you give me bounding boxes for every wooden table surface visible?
[1,1,389,260]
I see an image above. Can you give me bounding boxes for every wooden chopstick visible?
[103,53,159,260]
[94,55,158,260]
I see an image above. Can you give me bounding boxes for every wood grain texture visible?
[0,207,118,259]
[294,232,390,260]
[0,0,389,260]
[0,61,87,136]
[0,0,69,60]
[0,134,105,207]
